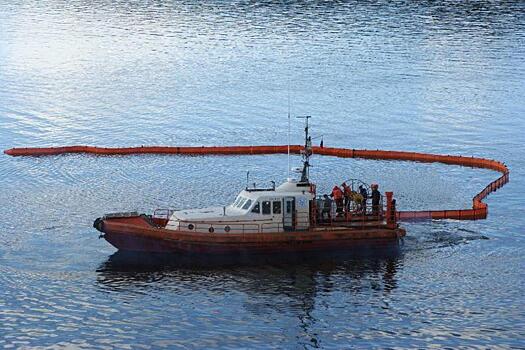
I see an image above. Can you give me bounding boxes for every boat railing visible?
[172,212,313,234]
[311,196,386,228]
[260,222,283,232]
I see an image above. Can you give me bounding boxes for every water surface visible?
[1,1,524,348]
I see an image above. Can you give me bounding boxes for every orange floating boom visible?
[4,145,509,221]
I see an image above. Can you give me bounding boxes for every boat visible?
[93,118,406,254]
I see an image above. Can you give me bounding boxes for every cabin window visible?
[251,202,260,213]
[242,199,252,210]
[235,198,244,208]
[262,201,271,215]
[273,201,281,214]
[233,196,242,207]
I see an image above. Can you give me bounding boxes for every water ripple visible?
[1,0,524,348]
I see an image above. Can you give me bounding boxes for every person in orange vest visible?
[341,182,352,212]
[330,185,344,216]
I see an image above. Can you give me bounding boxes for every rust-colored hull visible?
[95,215,406,254]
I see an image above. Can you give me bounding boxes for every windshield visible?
[232,196,243,207]
[230,195,253,210]
[231,196,253,210]
[242,199,252,210]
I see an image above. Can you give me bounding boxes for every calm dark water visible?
[1,0,524,348]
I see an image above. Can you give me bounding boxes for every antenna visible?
[287,87,291,180]
[246,171,250,190]
[296,115,312,183]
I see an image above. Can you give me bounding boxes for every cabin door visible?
[283,197,296,231]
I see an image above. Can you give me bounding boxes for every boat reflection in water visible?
[96,242,402,294]
[95,246,400,346]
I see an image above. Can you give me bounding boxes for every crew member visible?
[330,185,344,217]
[371,183,381,218]
[359,185,368,213]
[342,182,352,212]
[353,191,364,213]
[322,194,332,222]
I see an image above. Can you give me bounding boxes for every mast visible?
[297,115,312,183]
[287,102,291,179]
[287,81,292,180]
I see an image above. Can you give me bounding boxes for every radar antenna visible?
[296,115,312,183]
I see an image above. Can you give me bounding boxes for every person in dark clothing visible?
[316,197,324,222]
[390,199,396,223]
[321,194,332,221]
[359,185,368,213]
[371,183,381,217]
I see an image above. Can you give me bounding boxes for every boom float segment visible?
[4,145,509,221]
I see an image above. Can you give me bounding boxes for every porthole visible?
[224,225,231,233]
[209,227,215,233]
[187,224,194,230]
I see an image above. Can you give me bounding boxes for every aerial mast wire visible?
[287,84,291,180]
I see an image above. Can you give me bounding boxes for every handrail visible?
[4,144,509,221]
[173,217,283,226]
